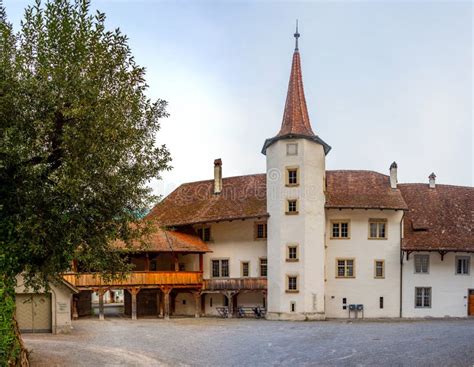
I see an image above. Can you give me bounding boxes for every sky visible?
[4,0,473,197]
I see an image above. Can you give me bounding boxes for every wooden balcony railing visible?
[203,277,267,291]
[63,271,203,289]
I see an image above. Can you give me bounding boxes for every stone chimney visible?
[389,162,398,189]
[429,172,436,189]
[214,159,222,194]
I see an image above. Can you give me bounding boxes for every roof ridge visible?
[399,183,473,189]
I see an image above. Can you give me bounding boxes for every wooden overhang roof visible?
[113,225,211,253]
[147,170,408,227]
[399,183,474,253]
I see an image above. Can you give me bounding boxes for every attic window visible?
[197,227,211,242]
[412,220,429,232]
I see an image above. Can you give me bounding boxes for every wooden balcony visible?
[203,277,267,292]
[63,271,203,290]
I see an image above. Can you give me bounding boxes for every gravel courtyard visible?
[23,318,474,367]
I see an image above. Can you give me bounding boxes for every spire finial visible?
[294,19,300,51]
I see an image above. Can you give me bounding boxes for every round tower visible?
[262,25,331,320]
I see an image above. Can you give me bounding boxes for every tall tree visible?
[0,0,171,364]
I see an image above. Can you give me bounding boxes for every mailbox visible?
[349,304,356,311]
[356,304,364,311]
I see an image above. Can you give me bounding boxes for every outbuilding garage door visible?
[15,294,52,333]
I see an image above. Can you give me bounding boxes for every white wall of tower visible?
[266,138,326,320]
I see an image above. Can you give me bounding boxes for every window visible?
[287,143,298,156]
[211,259,229,278]
[374,260,385,278]
[342,297,347,310]
[368,219,387,239]
[241,261,250,277]
[286,199,298,214]
[286,167,299,186]
[379,297,384,309]
[287,245,298,262]
[331,221,350,239]
[336,259,355,278]
[260,258,267,277]
[414,255,429,274]
[197,227,211,242]
[287,275,298,292]
[290,302,296,312]
[456,256,470,275]
[415,287,431,308]
[254,222,267,240]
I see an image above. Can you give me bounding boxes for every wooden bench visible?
[237,306,266,319]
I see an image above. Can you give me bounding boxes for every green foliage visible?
[0,278,21,366]
[0,0,171,285]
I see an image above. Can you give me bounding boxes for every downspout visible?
[399,211,405,318]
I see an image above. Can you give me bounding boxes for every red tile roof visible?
[147,170,408,227]
[399,184,474,252]
[325,170,408,210]
[147,174,267,227]
[277,50,315,137]
[113,225,210,253]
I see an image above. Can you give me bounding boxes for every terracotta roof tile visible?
[277,50,315,137]
[399,184,474,252]
[146,174,267,226]
[148,170,408,227]
[325,170,408,210]
[113,225,210,253]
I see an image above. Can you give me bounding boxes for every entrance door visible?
[16,294,52,333]
[469,291,474,316]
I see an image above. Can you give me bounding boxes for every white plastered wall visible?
[266,139,326,320]
[325,209,403,318]
[199,220,267,279]
[15,275,75,334]
[402,252,473,317]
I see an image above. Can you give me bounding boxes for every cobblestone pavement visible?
[23,317,474,367]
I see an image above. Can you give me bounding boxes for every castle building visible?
[58,28,473,324]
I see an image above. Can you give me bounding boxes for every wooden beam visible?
[162,287,172,320]
[199,254,203,272]
[193,291,201,318]
[128,287,141,320]
[98,289,106,321]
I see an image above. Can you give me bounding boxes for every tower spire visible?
[277,22,314,137]
[294,19,300,51]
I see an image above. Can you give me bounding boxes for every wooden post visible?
[129,287,140,320]
[72,297,79,320]
[156,291,161,318]
[163,287,172,320]
[174,254,179,271]
[199,253,203,272]
[159,291,164,318]
[201,294,206,315]
[193,292,201,318]
[225,291,236,318]
[98,289,105,321]
[145,253,150,272]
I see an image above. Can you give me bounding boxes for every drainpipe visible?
[399,211,405,319]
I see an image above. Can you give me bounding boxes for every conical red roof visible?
[277,50,315,137]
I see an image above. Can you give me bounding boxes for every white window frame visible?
[414,254,430,274]
[211,258,229,278]
[415,287,431,308]
[455,256,470,275]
